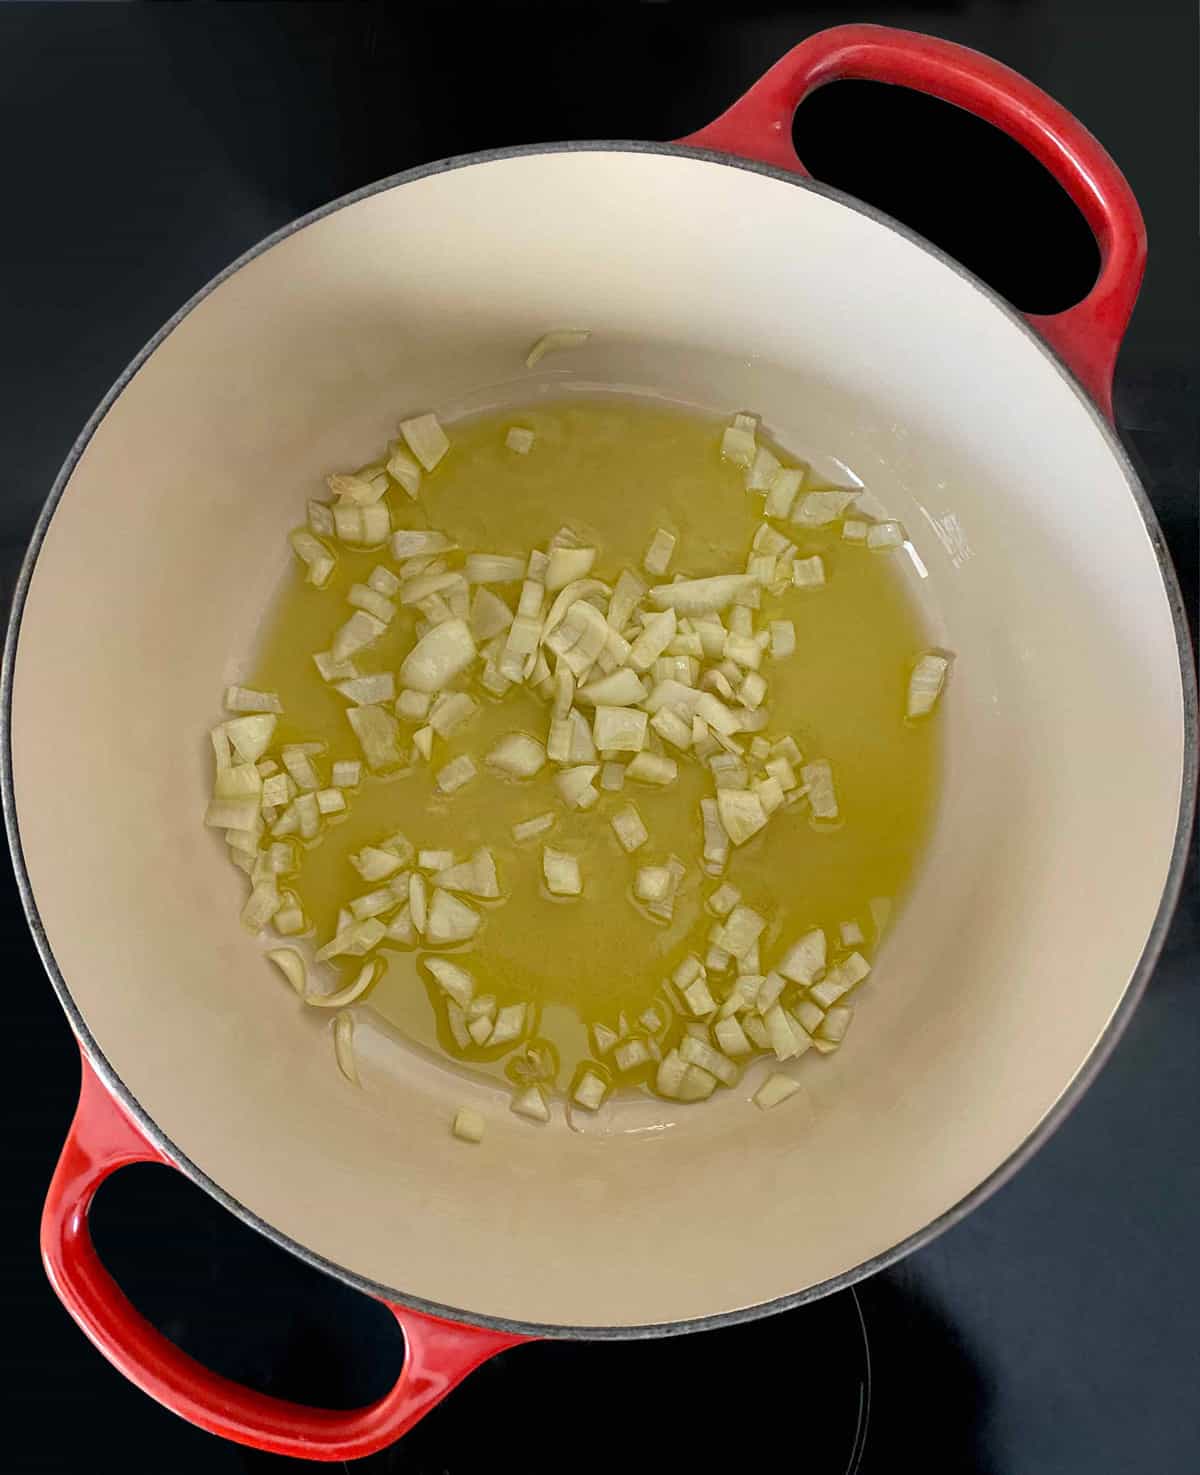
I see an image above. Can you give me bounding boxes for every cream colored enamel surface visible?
[12,151,1186,1328]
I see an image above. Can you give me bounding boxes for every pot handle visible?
[41,1051,528,1461]
[677,23,1146,420]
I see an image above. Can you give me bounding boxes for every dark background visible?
[1,3,1196,1472]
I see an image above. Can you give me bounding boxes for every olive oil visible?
[250,400,940,1098]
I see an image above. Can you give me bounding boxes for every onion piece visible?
[487,732,546,778]
[525,329,591,367]
[400,618,476,692]
[511,1084,550,1121]
[331,759,362,788]
[607,569,646,630]
[505,426,536,455]
[906,652,951,718]
[328,472,384,506]
[592,705,647,753]
[428,692,477,738]
[425,889,481,945]
[721,425,756,468]
[625,752,677,786]
[572,1069,608,1111]
[512,811,555,842]
[811,952,870,1007]
[613,1037,652,1073]
[351,845,405,882]
[224,715,277,764]
[791,490,858,527]
[392,530,453,559]
[840,920,865,947]
[332,1012,358,1084]
[682,976,717,1017]
[304,958,382,1009]
[679,1065,717,1101]
[818,1005,854,1044]
[224,686,282,714]
[716,788,767,846]
[655,1048,688,1098]
[335,674,395,707]
[556,764,600,809]
[545,546,597,593]
[842,518,869,543]
[591,1023,619,1056]
[679,1033,738,1085]
[424,957,476,1007]
[385,446,422,499]
[260,774,290,808]
[628,609,677,672]
[289,529,336,587]
[801,759,839,821]
[266,947,306,994]
[577,668,646,706]
[642,529,676,576]
[791,555,826,589]
[332,611,387,664]
[754,1071,801,1110]
[769,621,796,660]
[399,412,449,472]
[716,906,765,958]
[470,587,514,642]
[348,583,397,623]
[543,846,582,896]
[452,1107,485,1143]
[489,1003,527,1048]
[316,787,346,815]
[313,651,358,683]
[419,849,455,872]
[866,520,905,550]
[745,445,781,493]
[778,929,827,985]
[647,574,757,616]
[764,467,802,520]
[395,689,433,722]
[435,755,477,795]
[434,848,500,899]
[347,706,405,772]
[205,796,261,830]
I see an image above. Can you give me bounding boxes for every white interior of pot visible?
[12,150,1185,1330]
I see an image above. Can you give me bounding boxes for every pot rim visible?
[4,139,1195,1341]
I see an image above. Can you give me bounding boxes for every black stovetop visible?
[1,6,1195,1472]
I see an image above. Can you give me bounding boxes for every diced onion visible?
[399,412,449,471]
[642,528,676,576]
[347,706,404,772]
[810,952,870,1007]
[818,1005,854,1044]
[754,1071,801,1110]
[543,846,582,896]
[333,1012,358,1084]
[506,427,535,455]
[613,1037,652,1073]
[625,751,677,786]
[791,490,858,527]
[572,1069,608,1110]
[224,715,277,764]
[778,929,827,985]
[556,764,600,809]
[648,575,757,616]
[842,519,869,543]
[386,446,422,498]
[332,610,387,664]
[764,467,802,520]
[435,754,477,795]
[336,674,395,707]
[525,329,591,367]
[434,847,500,899]
[801,759,838,821]
[907,651,951,718]
[866,520,905,550]
[577,668,646,706]
[304,957,383,1009]
[656,1048,688,1098]
[745,445,781,493]
[266,947,306,994]
[545,546,597,592]
[425,889,481,945]
[511,1084,550,1121]
[316,787,346,815]
[348,583,397,623]
[400,618,476,692]
[224,686,282,714]
[679,1033,738,1085]
[791,555,825,588]
[592,705,647,753]
[452,1106,485,1143]
[720,425,756,468]
[716,788,767,846]
[512,811,556,842]
[487,732,546,778]
[331,759,361,788]
[392,530,453,559]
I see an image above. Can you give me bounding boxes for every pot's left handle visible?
[42,1051,528,1461]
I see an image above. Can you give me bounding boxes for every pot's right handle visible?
[677,23,1146,421]
[42,1051,528,1461]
